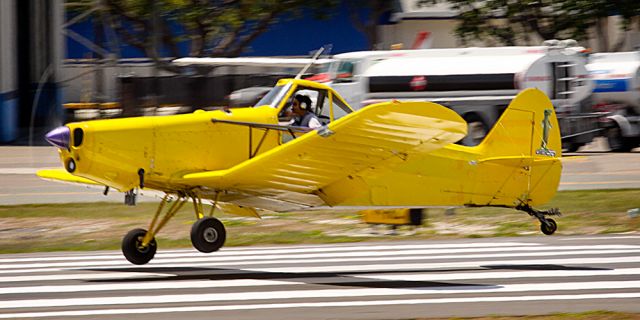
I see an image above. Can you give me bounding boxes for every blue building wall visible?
[66,4,369,59]
[247,5,369,56]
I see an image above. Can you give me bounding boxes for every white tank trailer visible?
[587,51,640,151]
[353,42,598,149]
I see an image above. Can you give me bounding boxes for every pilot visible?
[290,94,321,129]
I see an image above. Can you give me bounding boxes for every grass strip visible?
[0,189,638,253]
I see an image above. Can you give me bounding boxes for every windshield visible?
[337,60,355,74]
[331,60,356,82]
[254,82,292,108]
[315,62,331,74]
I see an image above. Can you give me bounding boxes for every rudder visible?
[478,88,562,159]
[471,88,562,207]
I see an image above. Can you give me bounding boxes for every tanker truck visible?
[587,51,640,151]
[331,43,598,150]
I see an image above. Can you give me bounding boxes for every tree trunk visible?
[611,31,627,52]
[596,17,609,52]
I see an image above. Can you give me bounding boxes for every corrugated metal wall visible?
[0,0,18,143]
[5,0,64,145]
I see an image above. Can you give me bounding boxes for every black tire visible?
[122,228,157,265]
[540,218,557,236]
[607,125,635,152]
[564,143,581,153]
[191,217,226,253]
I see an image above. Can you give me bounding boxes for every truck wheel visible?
[607,125,635,152]
[565,143,581,153]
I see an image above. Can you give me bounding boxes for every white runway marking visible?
[1,247,637,274]
[0,279,295,295]
[1,267,639,296]
[0,272,174,283]
[0,242,541,263]
[359,267,640,282]
[0,237,638,319]
[2,292,640,319]
[2,280,640,309]
[243,256,640,273]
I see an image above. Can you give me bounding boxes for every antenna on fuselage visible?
[295,47,326,80]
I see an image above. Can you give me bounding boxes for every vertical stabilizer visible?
[472,88,562,207]
[479,88,562,159]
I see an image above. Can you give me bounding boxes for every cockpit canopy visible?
[255,79,354,124]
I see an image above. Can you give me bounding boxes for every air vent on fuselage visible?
[73,128,84,147]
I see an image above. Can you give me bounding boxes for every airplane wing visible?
[37,168,169,202]
[180,100,467,206]
[173,57,333,68]
[37,169,102,186]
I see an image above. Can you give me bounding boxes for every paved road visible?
[561,137,640,190]
[1,143,639,205]
[0,235,638,319]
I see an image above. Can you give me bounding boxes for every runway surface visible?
[0,234,639,319]
[1,144,639,205]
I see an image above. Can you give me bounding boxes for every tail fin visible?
[479,88,562,159]
[472,88,562,207]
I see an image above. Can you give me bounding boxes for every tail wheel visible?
[540,218,557,236]
[191,217,226,253]
[122,228,157,265]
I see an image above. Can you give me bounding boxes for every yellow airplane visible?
[38,78,562,265]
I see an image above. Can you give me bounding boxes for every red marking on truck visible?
[410,76,427,91]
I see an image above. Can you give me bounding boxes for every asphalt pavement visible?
[560,137,640,190]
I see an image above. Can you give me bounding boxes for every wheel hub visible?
[203,227,219,243]
[136,238,150,253]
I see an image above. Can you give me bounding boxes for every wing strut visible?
[212,118,313,158]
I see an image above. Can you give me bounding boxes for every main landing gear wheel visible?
[122,228,157,265]
[540,218,557,235]
[191,217,226,253]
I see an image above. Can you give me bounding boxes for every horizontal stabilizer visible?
[478,156,561,167]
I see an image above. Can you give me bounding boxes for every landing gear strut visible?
[121,192,227,265]
[516,205,561,235]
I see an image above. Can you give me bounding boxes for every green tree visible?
[347,0,394,49]
[417,0,640,50]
